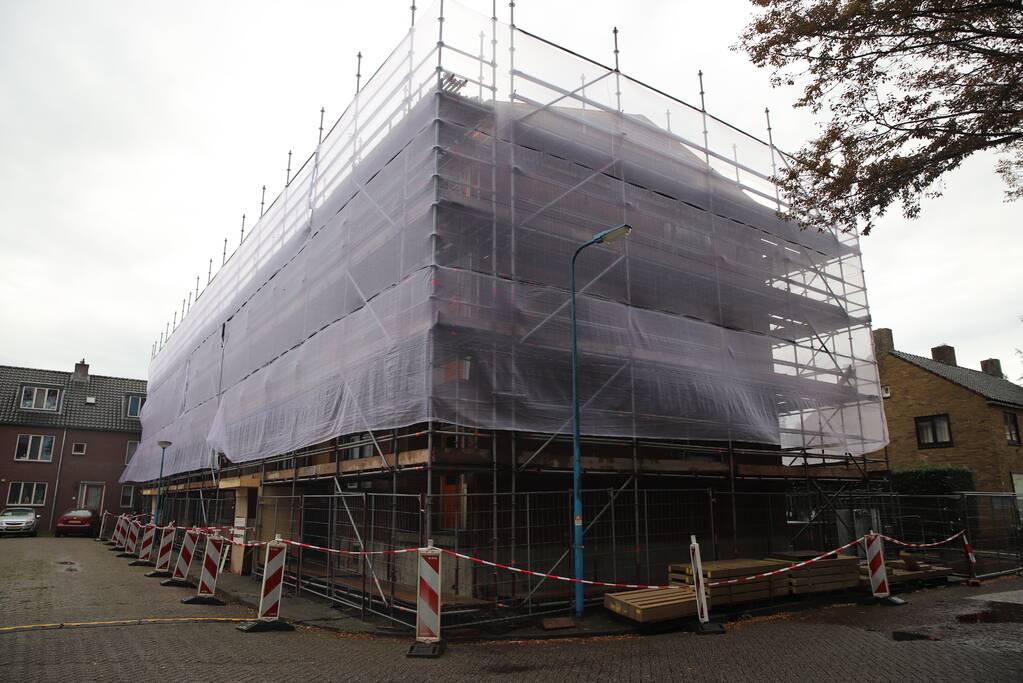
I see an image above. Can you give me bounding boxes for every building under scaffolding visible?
[124,1,889,626]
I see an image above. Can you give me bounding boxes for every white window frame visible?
[71,442,87,456]
[125,440,139,465]
[125,394,145,418]
[7,481,48,507]
[77,481,106,510]
[120,485,135,508]
[19,386,61,412]
[15,434,55,462]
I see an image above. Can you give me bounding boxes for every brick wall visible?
[870,354,1023,492]
[0,424,140,530]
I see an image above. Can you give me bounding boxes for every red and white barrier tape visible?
[440,549,668,589]
[280,539,422,556]
[877,529,965,548]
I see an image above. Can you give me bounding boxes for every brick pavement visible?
[2,537,1023,682]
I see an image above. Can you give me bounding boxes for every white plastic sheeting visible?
[124,1,887,483]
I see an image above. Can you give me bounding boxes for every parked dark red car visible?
[54,509,100,537]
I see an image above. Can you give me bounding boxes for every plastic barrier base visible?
[181,595,225,606]
[406,640,446,658]
[129,560,156,567]
[696,621,726,635]
[160,578,195,588]
[115,552,135,558]
[237,619,294,633]
[146,570,173,578]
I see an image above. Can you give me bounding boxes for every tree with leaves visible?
[740,1,1023,234]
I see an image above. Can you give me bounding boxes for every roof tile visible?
[0,365,147,433]
[890,351,1023,409]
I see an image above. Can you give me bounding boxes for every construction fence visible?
[228,488,1022,630]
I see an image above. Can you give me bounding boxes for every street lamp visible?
[570,223,632,620]
[154,440,172,525]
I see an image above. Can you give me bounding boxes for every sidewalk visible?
[214,567,644,640]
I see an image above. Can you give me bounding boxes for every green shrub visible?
[891,465,975,495]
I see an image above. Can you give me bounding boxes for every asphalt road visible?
[2,536,1023,681]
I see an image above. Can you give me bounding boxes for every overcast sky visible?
[1,0,1020,383]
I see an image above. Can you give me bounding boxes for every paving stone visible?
[2,537,1023,681]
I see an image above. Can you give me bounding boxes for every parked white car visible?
[0,508,41,536]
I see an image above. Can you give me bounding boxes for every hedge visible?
[891,465,975,495]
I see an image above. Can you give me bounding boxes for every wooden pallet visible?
[791,577,860,595]
[604,587,698,623]
[668,558,791,605]
[669,558,789,578]
[858,563,953,586]
[769,550,859,565]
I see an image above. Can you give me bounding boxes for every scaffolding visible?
[125,1,887,488]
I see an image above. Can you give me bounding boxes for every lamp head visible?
[157,440,172,449]
[593,224,632,244]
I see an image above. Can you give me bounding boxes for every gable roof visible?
[0,364,147,433]
[890,351,1023,409]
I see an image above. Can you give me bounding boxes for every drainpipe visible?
[48,428,69,531]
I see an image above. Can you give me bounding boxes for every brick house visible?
[871,329,1023,493]
[0,360,146,531]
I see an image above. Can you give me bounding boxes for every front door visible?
[79,483,104,511]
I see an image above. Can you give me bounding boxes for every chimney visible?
[73,358,89,382]
[872,328,894,355]
[981,358,1004,378]
[931,344,957,366]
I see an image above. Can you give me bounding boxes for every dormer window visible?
[125,394,145,418]
[20,386,61,411]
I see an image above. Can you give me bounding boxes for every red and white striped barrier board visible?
[96,512,112,542]
[865,532,890,598]
[689,535,710,624]
[146,525,176,578]
[113,517,127,548]
[238,537,294,632]
[258,540,286,620]
[162,529,199,587]
[408,545,445,657]
[182,535,226,605]
[962,534,979,583]
[118,520,140,557]
[416,546,442,642]
[135,524,157,564]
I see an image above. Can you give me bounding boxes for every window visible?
[1006,413,1021,446]
[71,442,87,456]
[125,440,139,465]
[916,414,953,448]
[15,434,55,462]
[120,485,134,508]
[7,482,47,506]
[125,394,145,418]
[19,386,61,411]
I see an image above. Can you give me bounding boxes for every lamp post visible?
[570,223,632,620]
[154,440,172,525]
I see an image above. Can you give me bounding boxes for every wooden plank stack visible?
[858,556,953,588]
[768,550,860,594]
[668,558,790,606]
[603,586,698,623]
